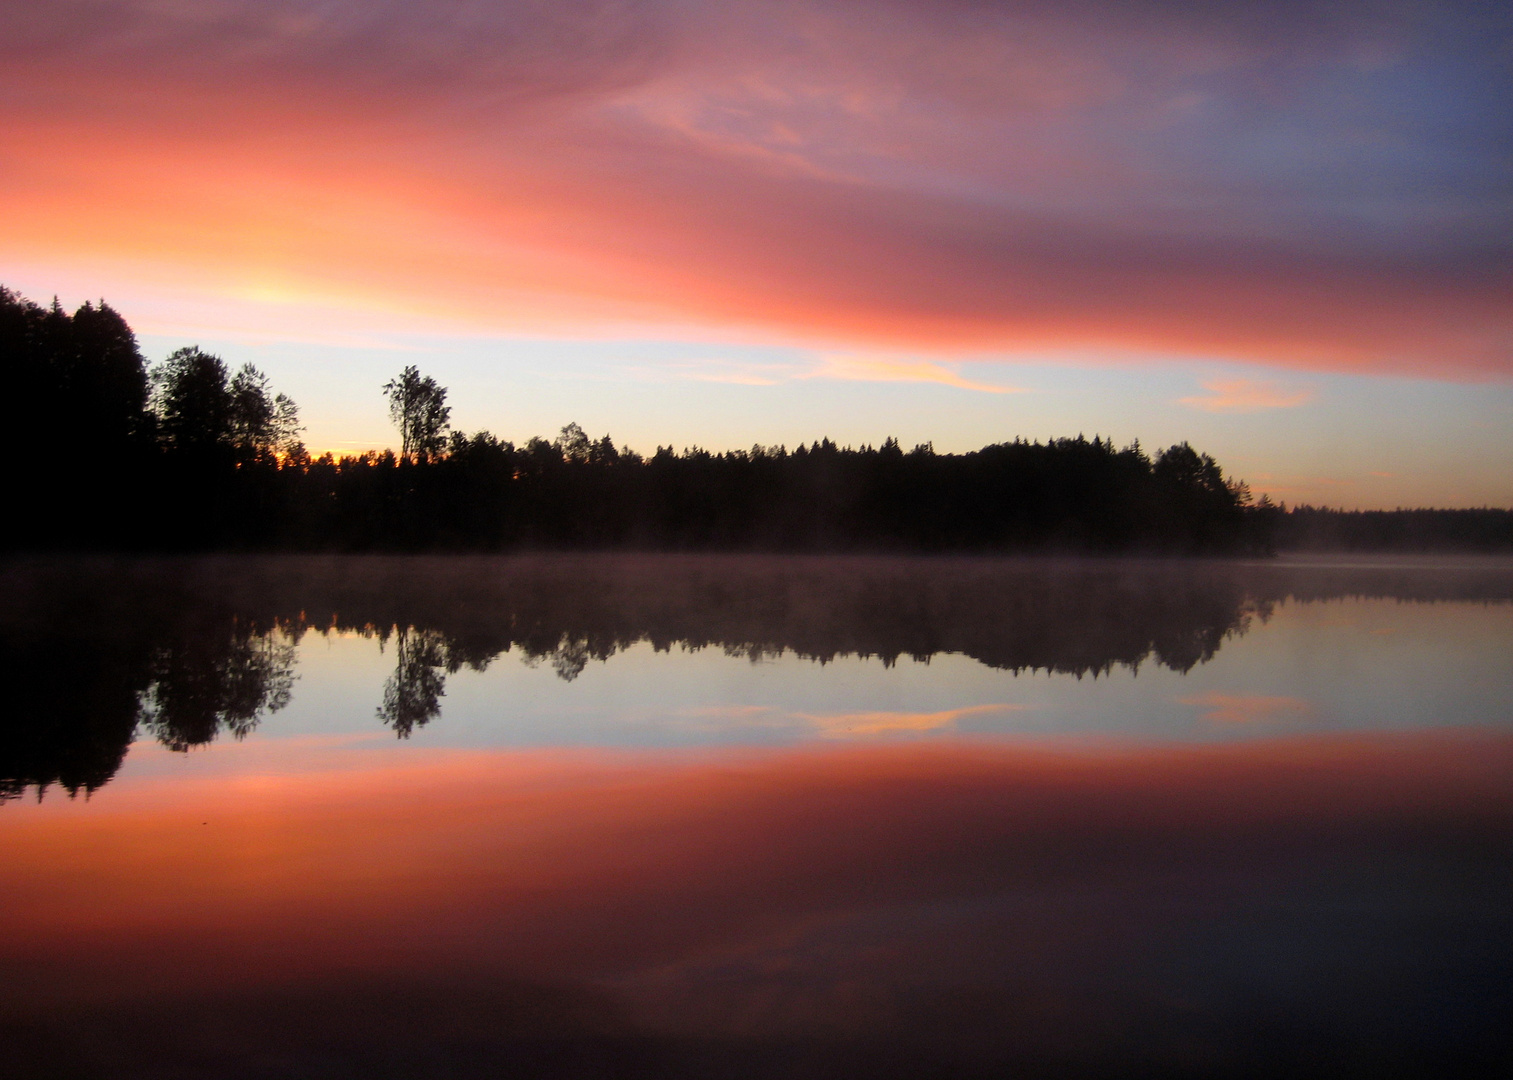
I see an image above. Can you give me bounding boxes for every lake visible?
[2,554,1510,1078]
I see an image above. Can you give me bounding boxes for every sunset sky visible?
[3,0,1509,507]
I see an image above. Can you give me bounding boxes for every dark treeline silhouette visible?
[9,285,1507,554]
[266,427,1264,554]
[6,553,1512,800]
[1272,505,1513,552]
[4,286,1267,553]
[3,287,306,550]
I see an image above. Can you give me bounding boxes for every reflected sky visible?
[4,733,1510,1077]
[98,593,1507,782]
[2,554,1511,797]
[1,556,1510,1078]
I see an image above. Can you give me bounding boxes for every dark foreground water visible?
[2,555,1510,1079]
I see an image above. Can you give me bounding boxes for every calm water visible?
[2,555,1511,1078]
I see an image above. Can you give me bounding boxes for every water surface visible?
[2,555,1510,1078]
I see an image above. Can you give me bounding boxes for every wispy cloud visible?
[806,354,1022,393]
[1244,473,1354,502]
[676,705,778,720]
[1179,378,1315,414]
[636,353,1022,392]
[673,702,1026,737]
[1179,693,1313,725]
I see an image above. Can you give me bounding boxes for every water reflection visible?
[2,554,1510,799]
[2,556,1510,1077]
[0,611,301,801]
[374,627,451,737]
[3,736,1510,1078]
[141,620,298,752]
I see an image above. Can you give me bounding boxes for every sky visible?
[2,0,1510,508]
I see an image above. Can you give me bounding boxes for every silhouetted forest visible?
[4,286,1270,553]
[7,285,1507,554]
[6,553,1513,801]
[1274,505,1513,552]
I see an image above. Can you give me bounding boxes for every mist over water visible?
[2,555,1511,1078]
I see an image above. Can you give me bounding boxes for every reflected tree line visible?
[1,604,302,801]
[8,553,1510,801]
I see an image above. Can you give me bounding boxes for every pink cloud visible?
[2,1,1508,376]
[1179,378,1316,413]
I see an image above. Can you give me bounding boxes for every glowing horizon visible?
[3,0,1509,507]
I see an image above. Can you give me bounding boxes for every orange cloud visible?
[807,355,1021,393]
[1179,379,1315,413]
[2,2,1509,376]
[792,704,1027,737]
[629,353,1022,391]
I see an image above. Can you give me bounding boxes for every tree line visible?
[7,284,1505,553]
[1272,506,1513,552]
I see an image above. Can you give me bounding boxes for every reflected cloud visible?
[673,702,1028,738]
[1180,692,1313,725]
[676,705,781,722]
[794,704,1026,738]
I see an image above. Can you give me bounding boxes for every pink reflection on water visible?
[2,732,1510,1075]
